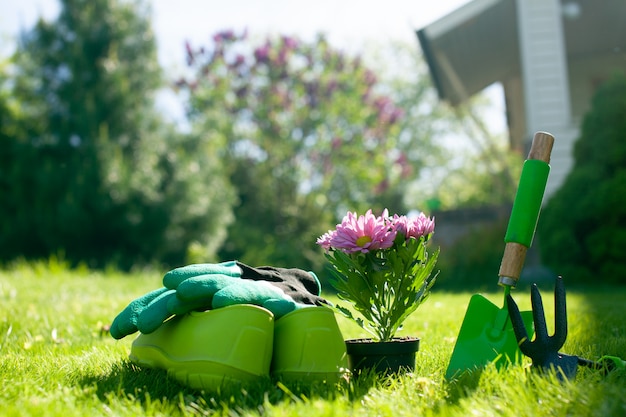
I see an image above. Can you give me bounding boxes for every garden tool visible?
[445,131,554,379]
[507,277,626,380]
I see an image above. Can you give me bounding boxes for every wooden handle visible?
[499,243,529,287]
[498,131,554,287]
[528,131,554,163]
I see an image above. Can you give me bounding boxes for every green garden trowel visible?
[445,131,555,380]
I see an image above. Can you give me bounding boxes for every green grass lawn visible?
[1,260,625,416]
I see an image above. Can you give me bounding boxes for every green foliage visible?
[361,43,451,212]
[326,234,439,341]
[538,72,626,284]
[431,142,523,210]
[420,100,524,211]
[0,0,234,269]
[368,44,524,212]
[436,217,508,290]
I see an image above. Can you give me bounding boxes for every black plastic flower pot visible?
[345,336,420,375]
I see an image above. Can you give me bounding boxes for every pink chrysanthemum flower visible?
[328,209,396,253]
[316,230,335,251]
[414,214,435,237]
[392,213,435,240]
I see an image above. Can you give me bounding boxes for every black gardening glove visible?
[236,261,329,307]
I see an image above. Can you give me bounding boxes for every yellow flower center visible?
[355,236,372,247]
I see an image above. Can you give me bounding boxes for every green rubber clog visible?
[129,304,274,391]
[272,306,349,382]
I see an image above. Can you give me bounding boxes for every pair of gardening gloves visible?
[111,261,328,340]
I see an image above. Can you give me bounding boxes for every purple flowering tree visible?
[177,30,413,268]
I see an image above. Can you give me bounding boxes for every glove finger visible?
[211,280,290,308]
[176,274,235,301]
[163,261,242,289]
[110,287,170,339]
[136,290,177,334]
[167,294,211,315]
[261,298,299,318]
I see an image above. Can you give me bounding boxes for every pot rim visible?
[345,336,420,355]
[345,336,419,344]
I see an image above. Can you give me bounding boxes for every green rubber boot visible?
[129,304,274,391]
[271,306,349,383]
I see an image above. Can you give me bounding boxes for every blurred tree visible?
[444,97,522,207]
[393,50,521,213]
[365,42,523,213]
[362,42,448,214]
[0,0,234,269]
[407,99,523,211]
[178,31,436,270]
[0,58,23,214]
[538,72,626,284]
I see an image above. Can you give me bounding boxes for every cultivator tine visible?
[552,276,568,350]
[528,277,568,353]
[506,291,531,350]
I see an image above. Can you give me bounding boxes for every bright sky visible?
[0,0,505,132]
[1,0,471,65]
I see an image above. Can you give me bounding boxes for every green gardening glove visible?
[110,261,242,339]
[170,273,305,318]
[110,261,328,340]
